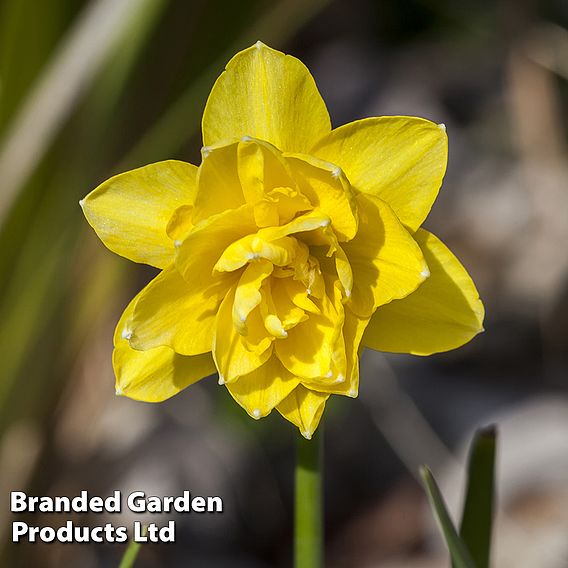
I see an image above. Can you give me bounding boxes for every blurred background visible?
[1,0,568,566]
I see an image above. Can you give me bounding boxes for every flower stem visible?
[294,428,323,568]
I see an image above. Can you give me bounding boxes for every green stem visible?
[294,428,323,568]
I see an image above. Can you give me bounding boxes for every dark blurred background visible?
[1,0,568,566]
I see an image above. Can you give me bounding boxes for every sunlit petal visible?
[82,160,197,268]
[129,265,232,356]
[226,356,299,419]
[311,116,447,232]
[344,193,428,316]
[214,285,273,383]
[364,229,484,355]
[284,153,358,240]
[277,385,329,439]
[113,293,215,402]
[202,42,330,152]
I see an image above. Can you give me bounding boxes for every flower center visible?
[213,206,352,342]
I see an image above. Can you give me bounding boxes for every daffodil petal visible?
[271,277,309,329]
[282,277,320,314]
[113,293,215,402]
[302,280,344,386]
[202,42,331,153]
[344,193,428,317]
[226,356,299,419]
[193,142,244,223]
[129,265,233,356]
[214,285,273,383]
[81,160,197,268]
[276,385,329,439]
[237,137,294,204]
[175,203,257,283]
[334,245,353,298]
[259,210,331,241]
[323,280,346,381]
[342,309,369,395]
[284,153,358,240]
[275,287,339,378]
[364,229,484,355]
[306,308,369,397]
[233,260,274,333]
[265,186,313,225]
[259,283,288,339]
[214,234,298,272]
[166,204,194,242]
[311,117,447,232]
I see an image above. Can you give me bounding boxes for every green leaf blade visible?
[420,466,477,568]
[459,425,497,568]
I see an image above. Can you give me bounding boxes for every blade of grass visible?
[118,528,146,568]
[420,466,477,568]
[458,426,496,568]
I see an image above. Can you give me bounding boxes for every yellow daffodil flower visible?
[81,42,484,439]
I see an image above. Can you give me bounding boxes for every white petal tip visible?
[115,387,123,396]
[174,240,182,248]
[306,288,312,296]
[218,375,225,385]
[241,135,253,142]
[438,123,446,132]
[78,198,85,208]
[345,289,351,297]
[320,219,331,227]
[201,146,211,157]
[331,166,342,178]
[252,409,261,419]
[348,389,358,398]
[421,267,430,278]
[121,329,132,340]
[336,374,345,384]
[255,40,263,49]
[301,431,312,440]
[325,370,333,379]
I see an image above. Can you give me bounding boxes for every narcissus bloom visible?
[81,42,483,439]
